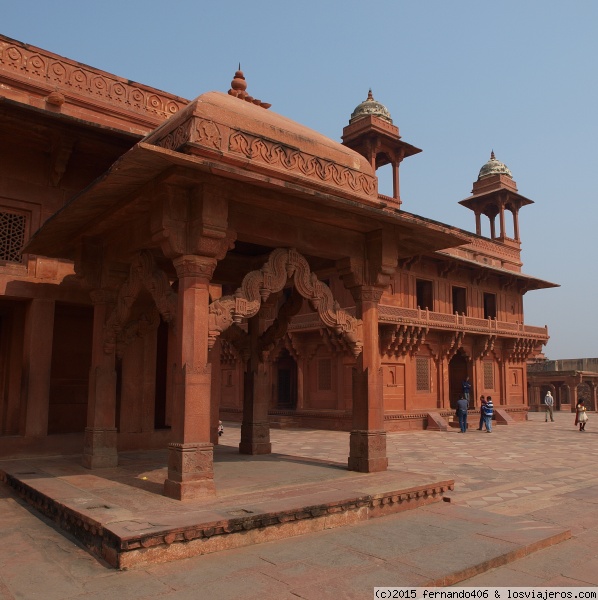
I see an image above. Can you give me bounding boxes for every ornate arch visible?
[208,248,363,357]
[104,250,177,353]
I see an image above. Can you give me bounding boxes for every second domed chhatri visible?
[478,150,513,180]
[349,89,393,124]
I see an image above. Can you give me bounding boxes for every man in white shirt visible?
[544,390,554,422]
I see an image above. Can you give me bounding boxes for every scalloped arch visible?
[208,248,363,357]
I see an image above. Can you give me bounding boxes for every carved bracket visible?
[221,323,250,364]
[506,338,543,362]
[442,331,465,361]
[104,250,177,354]
[258,289,303,356]
[438,260,458,279]
[209,248,363,357]
[474,334,496,361]
[115,306,161,359]
[381,324,428,357]
[473,268,490,286]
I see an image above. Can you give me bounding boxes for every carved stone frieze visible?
[0,39,186,120]
[228,131,377,196]
[209,248,363,357]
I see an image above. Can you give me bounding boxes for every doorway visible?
[448,351,469,409]
[276,349,297,409]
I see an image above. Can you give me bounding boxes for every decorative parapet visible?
[0,36,187,126]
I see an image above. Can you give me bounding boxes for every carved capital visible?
[350,285,384,304]
[173,255,217,280]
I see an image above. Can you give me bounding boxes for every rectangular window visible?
[318,358,332,391]
[416,279,433,311]
[0,211,26,263]
[416,357,430,392]
[483,292,497,319]
[484,361,494,389]
[452,286,467,315]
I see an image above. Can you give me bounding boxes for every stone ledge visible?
[0,466,453,569]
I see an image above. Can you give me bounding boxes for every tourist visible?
[482,395,494,432]
[477,395,486,430]
[218,421,224,436]
[575,400,588,432]
[544,390,555,422]
[461,376,472,402]
[456,395,469,433]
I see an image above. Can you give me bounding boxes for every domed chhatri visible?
[478,150,513,180]
[349,89,393,124]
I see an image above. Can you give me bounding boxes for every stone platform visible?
[0,417,582,597]
[0,442,454,569]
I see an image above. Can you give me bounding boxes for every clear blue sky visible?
[4,1,597,359]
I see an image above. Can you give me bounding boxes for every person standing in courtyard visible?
[478,395,486,430]
[575,399,588,432]
[544,390,555,422]
[482,395,494,432]
[456,394,469,433]
[462,376,472,402]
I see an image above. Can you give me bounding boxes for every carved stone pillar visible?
[164,255,217,500]
[210,337,222,444]
[83,290,118,469]
[348,285,387,473]
[23,298,55,437]
[239,305,274,455]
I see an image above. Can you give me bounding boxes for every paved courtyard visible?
[1,410,597,599]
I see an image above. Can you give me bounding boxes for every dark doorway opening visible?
[452,286,467,315]
[154,319,169,429]
[276,349,297,409]
[448,350,469,409]
[483,292,497,319]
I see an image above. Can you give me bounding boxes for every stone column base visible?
[163,442,215,500]
[82,427,118,469]
[348,429,388,473]
[239,422,272,455]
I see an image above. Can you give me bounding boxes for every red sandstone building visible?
[0,35,556,499]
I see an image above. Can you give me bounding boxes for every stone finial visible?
[227,66,271,109]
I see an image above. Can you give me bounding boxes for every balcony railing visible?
[287,305,548,340]
[378,305,547,339]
